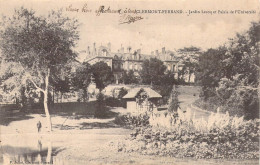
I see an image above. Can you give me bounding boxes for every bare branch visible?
[27,78,45,93]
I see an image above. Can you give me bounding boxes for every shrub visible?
[94,92,106,118]
[114,113,150,128]
[104,97,121,107]
[113,110,260,159]
[152,85,173,106]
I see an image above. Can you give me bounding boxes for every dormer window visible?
[172,65,175,72]
[102,49,107,56]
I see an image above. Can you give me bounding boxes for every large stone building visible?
[83,43,180,84]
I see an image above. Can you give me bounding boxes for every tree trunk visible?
[46,141,52,163]
[43,69,52,132]
[43,91,52,132]
[188,73,191,85]
[83,89,87,102]
[52,88,55,103]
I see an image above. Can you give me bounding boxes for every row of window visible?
[113,63,142,71]
[113,63,177,71]
[128,64,142,71]
[167,64,176,71]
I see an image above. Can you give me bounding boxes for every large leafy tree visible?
[196,47,227,99]
[139,58,166,85]
[0,8,80,131]
[196,20,259,119]
[91,61,114,92]
[120,70,139,84]
[71,62,92,102]
[177,46,201,84]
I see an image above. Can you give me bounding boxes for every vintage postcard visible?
[0,0,259,165]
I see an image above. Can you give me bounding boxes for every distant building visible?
[83,43,180,84]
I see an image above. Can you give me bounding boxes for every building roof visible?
[83,44,180,62]
[123,87,162,99]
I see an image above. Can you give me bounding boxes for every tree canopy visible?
[71,62,92,102]
[177,46,201,84]
[196,20,259,119]
[91,61,114,91]
[0,7,80,131]
[139,58,166,85]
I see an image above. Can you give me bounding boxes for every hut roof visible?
[123,87,162,99]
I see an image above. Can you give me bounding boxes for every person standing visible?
[37,121,42,133]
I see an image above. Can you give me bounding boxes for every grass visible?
[0,101,119,126]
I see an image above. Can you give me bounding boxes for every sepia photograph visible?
[0,0,259,164]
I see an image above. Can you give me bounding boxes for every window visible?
[102,49,107,56]
[167,64,171,71]
[114,64,118,69]
[129,64,133,70]
[135,64,138,70]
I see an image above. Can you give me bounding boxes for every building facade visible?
[83,43,180,84]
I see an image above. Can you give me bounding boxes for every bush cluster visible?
[114,113,150,128]
[113,111,259,159]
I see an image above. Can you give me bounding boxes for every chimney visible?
[93,43,96,55]
[127,46,131,53]
[87,46,90,55]
[121,44,124,53]
[162,47,166,54]
[137,49,141,55]
[107,42,111,51]
[151,51,154,56]
[155,50,159,56]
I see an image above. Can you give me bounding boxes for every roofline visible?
[85,56,113,62]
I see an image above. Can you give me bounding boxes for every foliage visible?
[196,21,259,119]
[117,87,128,100]
[105,87,128,107]
[177,46,201,84]
[114,113,150,128]
[113,110,259,159]
[167,85,180,114]
[152,85,173,106]
[104,97,122,107]
[139,58,166,85]
[71,62,92,102]
[91,61,114,92]
[120,70,139,84]
[0,7,80,131]
[94,92,106,118]
[50,62,73,95]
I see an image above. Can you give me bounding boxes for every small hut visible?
[123,87,162,114]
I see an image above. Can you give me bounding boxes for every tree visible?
[71,62,92,102]
[91,61,114,92]
[196,47,227,99]
[120,70,139,84]
[168,85,181,124]
[196,20,259,119]
[139,58,166,85]
[177,46,201,84]
[0,8,80,131]
[168,85,180,113]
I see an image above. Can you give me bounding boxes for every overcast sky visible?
[0,0,259,61]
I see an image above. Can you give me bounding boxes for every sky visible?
[0,0,259,61]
